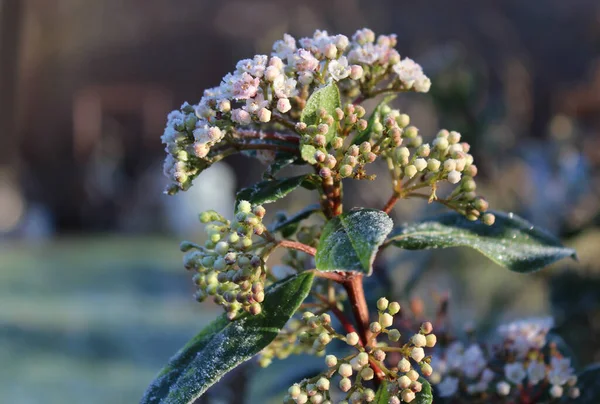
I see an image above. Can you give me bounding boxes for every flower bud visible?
[398,358,411,372]
[410,347,425,362]
[289,384,302,398]
[482,213,496,226]
[339,165,353,178]
[339,363,353,378]
[425,334,437,347]
[388,302,401,315]
[433,137,449,150]
[421,362,433,376]
[316,377,330,391]
[325,355,337,367]
[427,158,441,172]
[496,381,510,396]
[411,334,427,348]
[370,322,382,333]
[377,297,389,311]
[339,377,352,392]
[398,375,411,389]
[346,332,359,346]
[404,165,418,179]
[258,108,271,122]
[406,369,419,381]
[447,170,461,184]
[388,329,401,342]
[414,158,427,172]
[361,367,374,381]
[350,65,363,80]
[277,98,292,113]
[357,352,369,366]
[373,349,386,362]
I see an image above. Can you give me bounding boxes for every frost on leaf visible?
[315,208,393,275]
[387,211,576,273]
[141,272,314,404]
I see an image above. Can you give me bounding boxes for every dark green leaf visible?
[415,378,433,404]
[572,364,600,403]
[269,204,322,238]
[374,378,432,404]
[386,211,576,273]
[353,94,396,145]
[300,82,341,143]
[315,209,393,275]
[236,175,317,206]
[374,380,391,403]
[262,154,298,180]
[141,272,314,404]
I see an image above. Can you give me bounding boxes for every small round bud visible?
[482,213,496,226]
[397,114,410,128]
[289,384,302,398]
[474,197,489,212]
[410,347,425,363]
[550,385,563,398]
[406,369,419,381]
[401,389,415,403]
[334,108,344,121]
[389,398,400,404]
[325,355,337,367]
[388,302,401,315]
[339,165,353,178]
[324,43,337,59]
[447,170,461,184]
[414,158,427,172]
[443,159,457,172]
[361,367,374,381]
[448,131,461,144]
[218,99,231,113]
[363,388,375,402]
[417,144,431,157]
[398,358,411,373]
[373,349,386,362]
[370,322,382,334]
[420,321,433,334]
[433,137,449,150]
[314,134,327,147]
[258,108,271,123]
[380,313,394,328]
[339,377,352,392]
[350,65,363,80]
[296,393,308,404]
[462,178,477,192]
[356,352,369,366]
[317,123,329,135]
[325,154,337,169]
[310,394,323,404]
[388,329,401,342]
[238,201,252,214]
[249,303,261,315]
[339,363,353,378]
[215,241,230,255]
[314,150,326,163]
[411,334,427,348]
[421,362,433,376]
[425,334,437,347]
[316,377,330,391]
[569,387,581,399]
[332,137,344,149]
[319,168,332,178]
[496,381,510,396]
[377,297,389,311]
[404,126,418,138]
[404,165,418,179]
[357,119,368,131]
[427,158,441,172]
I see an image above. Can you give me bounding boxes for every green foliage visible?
[374,380,391,403]
[315,209,393,275]
[387,211,576,273]
[235,175,317,206]
[300,82,341,144]
[415,378,434,404]
[141,272,314,404]
[353,95,396,145]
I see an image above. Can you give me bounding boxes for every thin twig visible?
[278,240,316,256]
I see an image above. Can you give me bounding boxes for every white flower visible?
[328,56,351,81]
[231,108,252,125]
[498,317,553,358]
[548,357,573,386]
[504,362,526,384]
[437,377,459,397]
[550,385,563,398]
[231,72,260,100]
[273,76,298,98]
[463,344,487,379]
[447,170,461,184]
[392,58,431,92]
[527,360,546,385]
[293,49,320,72]
[272,33,296,61]
[347,43,379,64]
[243,93,268,114]
[235,55,268,77]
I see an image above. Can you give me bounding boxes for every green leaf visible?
[415,378,433,404]
[300,144,318,165]
[141,272,314,404]
[573,364,600,403]
[236,175,317,206]
[374,380,391,403]
[386,211,576,273]
[269,204,322,238]
[374,378,432,404]
[315,208,393,275]
[262,154,298,180]
[300,81,341,144]
[353,94,396,145]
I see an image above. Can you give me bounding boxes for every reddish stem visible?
[382,193,400,214]
[278,240,316,256]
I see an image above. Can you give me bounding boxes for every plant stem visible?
[278,240,316,256]
[382,192,400,214]
[341,274,371,346]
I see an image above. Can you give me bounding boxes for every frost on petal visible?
[392,58,431,92]
[272,33,296,61]
[328,56,351,81]
[293,49,320,72]
[232,72,260,100]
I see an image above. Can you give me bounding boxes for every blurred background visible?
[1,0,599,402]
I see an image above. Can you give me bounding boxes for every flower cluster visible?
[180,201,272,319]
[431,317,580,402]
[161,28,431,193]
[282,298,437,404]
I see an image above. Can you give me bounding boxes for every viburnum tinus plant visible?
[141,29,596,404]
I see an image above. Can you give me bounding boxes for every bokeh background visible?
[1,0,599,403]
